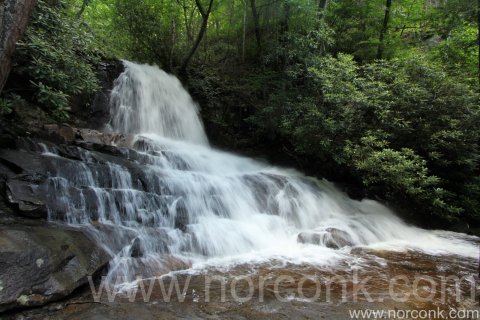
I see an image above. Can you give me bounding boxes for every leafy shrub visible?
[252,54,480,222]
[0,98,13,115]
[0,94,24,116]
[12,0,101,118]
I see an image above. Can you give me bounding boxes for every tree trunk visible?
[181,0,194,44]
[318,0,329,15]
[249,0,262,56]
[76,0,90,19]
[377,0,392,60]
[169,19,177,71]
[180,0,214,74]
[0,0,37,94]
[280,0,290,35]
[279,0,290,90]
[477,0,480,87]
[317,0,330,53]
[242,0,246,62]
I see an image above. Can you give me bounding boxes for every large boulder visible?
[0,223,110,312]
[297,228,353,249]
[42,124,77,144]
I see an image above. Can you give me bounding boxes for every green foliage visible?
[0,94,23,116]
[0,98,13,115]
[112,0,182,67]
[252,54,479,221]
[31,82,70,118]
[71,0,127,58]
[12,0,100,119]
[326,0,385,60]
[430,23,478,81]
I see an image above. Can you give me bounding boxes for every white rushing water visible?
[109,61,208,145]
[38,61,477,286]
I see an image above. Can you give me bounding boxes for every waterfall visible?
[109,61,208,145]
[34,61,476,288]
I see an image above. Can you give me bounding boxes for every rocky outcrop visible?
[40,123,134,146]
[0,125,201,312]
[0,222,109,312]
[0,127,149,312]
[70,60,124,130]
[0,135,154,222]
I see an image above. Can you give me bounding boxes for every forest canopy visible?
[1,0,479,229]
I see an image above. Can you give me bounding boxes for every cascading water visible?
[32,61,476,289]
[109,61,208,145]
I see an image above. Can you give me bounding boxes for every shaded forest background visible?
[0,0,479,231]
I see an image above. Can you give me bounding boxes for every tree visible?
[250,0,262,56]
[318,0,329,16]
[478,0,480,86]
[0,0,38,93]
[180,0,214,73]
[76,0,91,19]
[377,0,392,59]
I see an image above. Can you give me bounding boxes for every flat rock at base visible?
[0,223,110,312]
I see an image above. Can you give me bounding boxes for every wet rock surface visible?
[0,130,172,223]
[0,222,109,312]
[0,126,202,313]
